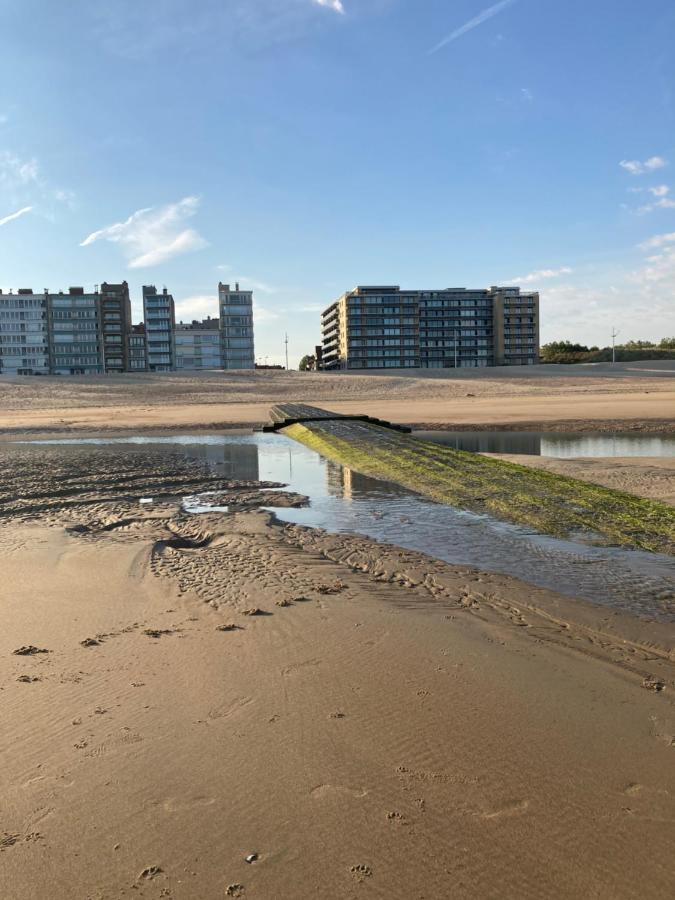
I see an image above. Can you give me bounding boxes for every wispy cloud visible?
[639,231,675,251]
[0,205,32,228]
[80,196,208,269]
[619,156,667,175]
[254,303,280,323]
[511,266,572,284]
[429,0,516,55]
[637,185,675,214]
[0,152,40,191]
[239,277,278,295]
[313,0,345,12]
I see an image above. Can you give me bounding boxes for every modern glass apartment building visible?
[0,289,50,375]
[219,282,254,369]
[321,286,539,370]
[176,317,222,369]
[142,285,176,371]
[49,287,104,375]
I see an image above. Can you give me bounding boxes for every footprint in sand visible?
[350,864,373,882]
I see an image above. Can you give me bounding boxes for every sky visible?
[1,0,675,365]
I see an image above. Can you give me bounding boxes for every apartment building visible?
[128,325,148,372]
[0,289,50,375]
[320,285,539,370]
[175,317,222,370]
[219,282,255,369]
[100,281,132,373]
[49,287,105,375]
[143,285,176,371]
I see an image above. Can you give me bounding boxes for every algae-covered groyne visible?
[270,404,675,555]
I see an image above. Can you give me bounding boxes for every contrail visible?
[429,0,517,55]
[0,205,32,227]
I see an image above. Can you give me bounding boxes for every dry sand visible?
[2,444,675,899]
[1,360,674,436]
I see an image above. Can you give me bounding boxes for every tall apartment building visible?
[49,287,105,375]
[142,285,176,371]
[176,317,222,370]
[219,282,255,369]
[128,325,148,372]
[100,281,132,373]
[321,285,539,370]
[0,289,50,375]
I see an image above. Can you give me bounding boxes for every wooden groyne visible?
[272,405,675,555]
[263,403,411,433]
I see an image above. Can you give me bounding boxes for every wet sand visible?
[1,444,675,898]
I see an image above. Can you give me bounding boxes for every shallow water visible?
[413,430,675,457]
[19,433,675,621]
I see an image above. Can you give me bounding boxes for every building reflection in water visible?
[181,442,260,481]
[325,460,413,500]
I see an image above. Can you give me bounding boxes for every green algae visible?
[284,421,675,555]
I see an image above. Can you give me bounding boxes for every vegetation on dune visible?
[540,337,675,364]
[285,421,675,555]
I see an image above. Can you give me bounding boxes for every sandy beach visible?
[0,361,674,437]
[1,365,675,899]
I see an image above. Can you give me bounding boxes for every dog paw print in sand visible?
[17,675,41,683]
[350,864,373,883]
[386,811,406,825]
[226,884,245,897]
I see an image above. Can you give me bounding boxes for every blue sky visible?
[1,0,675,365]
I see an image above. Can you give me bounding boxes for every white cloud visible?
[648,185,670,198]
[520,87,533,103]
[0,205,32,227]
[619,156,667,175]
[511,266,572,284]
[174,294,220,323]
[639,231,675,250]
[429,0,516,55]
[637,196,675,215]
[80,196,208,269]
[313,0,344,12]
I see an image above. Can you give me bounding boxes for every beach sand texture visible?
[1,441,675,899]
[1,360,674,435]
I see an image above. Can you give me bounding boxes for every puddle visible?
[18,433,675,621]
[413,430,675,457]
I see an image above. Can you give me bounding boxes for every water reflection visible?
[19,433,675,621]
[414,430,675,458]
